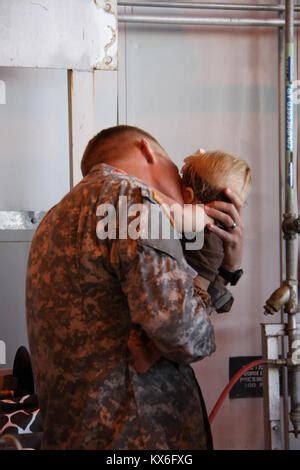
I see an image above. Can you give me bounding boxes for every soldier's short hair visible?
[182,150,252,204]
[81,125,159,177]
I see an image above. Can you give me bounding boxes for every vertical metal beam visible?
[278,0,290,449]
[284,0,300,438]
[117,5,130,124]
[0,80,6,104]
[68,71,95,186]
[94,71,118,133]
[67,69,119,187]
[67,70,74,189]
[262,324,285,450]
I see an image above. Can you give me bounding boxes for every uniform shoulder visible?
[97,168,157,206]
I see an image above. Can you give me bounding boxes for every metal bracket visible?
[0,211,45,242]
[0,211,45,230]
[261,323,286,450]
[93,0,118,70]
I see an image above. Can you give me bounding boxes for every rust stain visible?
[30,2,49,12]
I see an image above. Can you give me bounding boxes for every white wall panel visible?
[71,70,118,185]
[0,242,30,368]
[69,71,95,186]
[0,67,70,370]
[0,67,70,211]
[0,0,117,71]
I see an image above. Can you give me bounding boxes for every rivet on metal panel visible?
[93,0,116,15]
[104,3,112,14]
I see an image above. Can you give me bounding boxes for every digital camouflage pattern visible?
[26,163,216,450]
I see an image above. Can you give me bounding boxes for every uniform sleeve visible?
[113,235,216,365]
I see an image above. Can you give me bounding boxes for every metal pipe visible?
[119,14,300,27]
[284,0,300,438]
[278,0,290,448]
[118,1,300,13]
[264,285,290,315]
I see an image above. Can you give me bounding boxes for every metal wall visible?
[0,67,70,211]
[0,67,70,366]
[0,64,120,368]
[118,0,287,450]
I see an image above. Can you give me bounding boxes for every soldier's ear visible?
[182,186,195,204]
[140,138,156,164]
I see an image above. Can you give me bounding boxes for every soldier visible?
[26,125,245,450]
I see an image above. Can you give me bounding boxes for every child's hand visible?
[205,188,244,271]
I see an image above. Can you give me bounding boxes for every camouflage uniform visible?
[26,163,216,450]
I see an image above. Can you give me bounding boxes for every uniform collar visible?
[88,163,175,226]
[89,162,127,175]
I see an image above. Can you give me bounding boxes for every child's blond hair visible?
[182,150,252,204]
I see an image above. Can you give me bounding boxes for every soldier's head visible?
[181,150,252,205]
[81,125,183,203]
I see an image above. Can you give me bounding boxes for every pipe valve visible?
[282,214,300,238]
[264,285,291,315]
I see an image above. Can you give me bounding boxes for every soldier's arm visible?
[114,236,216,365]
